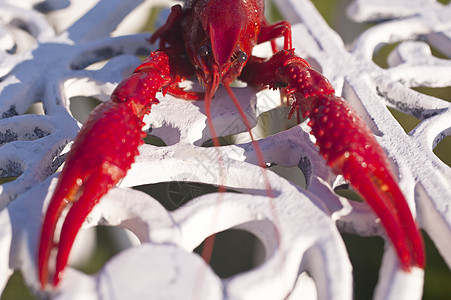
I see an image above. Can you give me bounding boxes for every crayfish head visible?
[184,0,261,91]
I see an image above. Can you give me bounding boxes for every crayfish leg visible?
[258,19,292,51]
[149,4,184,49]
[166,84,204,100]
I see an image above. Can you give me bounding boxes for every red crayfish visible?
[38,0,425,288]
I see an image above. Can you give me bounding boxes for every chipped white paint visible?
[0,0,450,299]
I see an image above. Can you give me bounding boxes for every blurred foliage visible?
[341,233,384,299]
[1,272,38,300]
[342,230,451,300]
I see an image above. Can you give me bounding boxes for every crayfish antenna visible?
[224,83,281,250]
[200,64,223,264]
[200,80,280,264]
[204,65,221,149]
[223,84,274,198]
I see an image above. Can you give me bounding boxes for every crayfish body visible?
[38,0,424,288]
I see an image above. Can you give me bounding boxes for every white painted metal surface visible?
[0,0,450,299]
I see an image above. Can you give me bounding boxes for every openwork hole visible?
[434,136,451,167]
[1,270,36,299]
[69,96,102,123]
[288,272,318,299]
[72,226,138,275]
[83,59,111,71]
[429,43,451,59]
[25,101,45,115]
[334,188,364,203]
[374,41,450,70]
[132,182,236,211]
[145,125,180,146]
[250,107,299,138]
[373,42,401,69]
[422,230,451,297]
[34,1,70,13]
[411,86,451,103]
[269,164,306,189]
[386,106,421,133]
[201,137,234,147]
[194,229,265,279]
[341,233,383,299]
[0,176,17,185]
[202,107,298,147]
[143,134,167,146]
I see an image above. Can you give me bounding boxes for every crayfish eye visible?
[199,45,210,57]
[236,51,248,63]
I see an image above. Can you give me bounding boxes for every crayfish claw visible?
[38,129,132,287]
[38,51,172,287]
[308,94,425,270]
[240,50,425,271]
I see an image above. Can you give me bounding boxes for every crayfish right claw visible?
[305,94,425,271]
[239,50,425,271]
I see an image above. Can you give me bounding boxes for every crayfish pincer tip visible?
[53,271,64,287]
